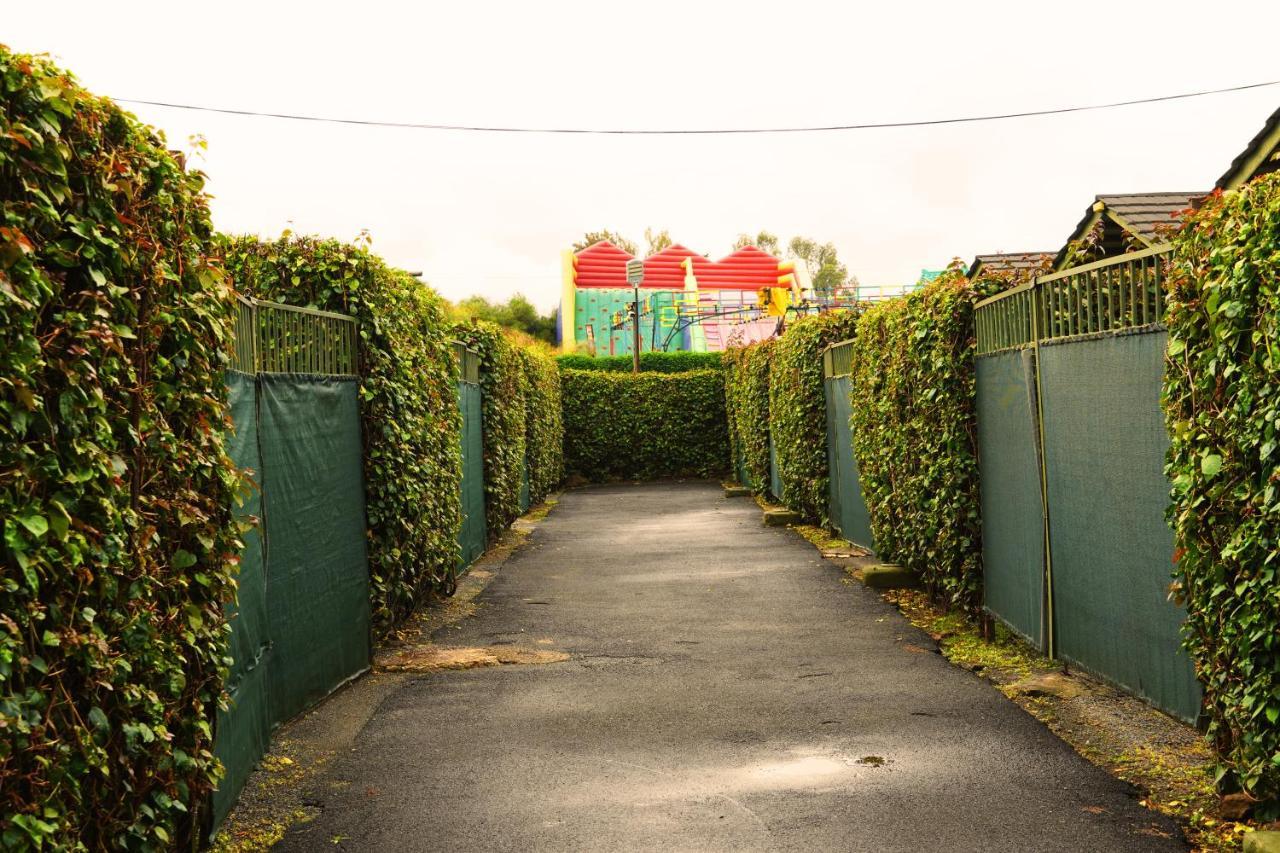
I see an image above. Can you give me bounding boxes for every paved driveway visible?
[278,481,1185,852]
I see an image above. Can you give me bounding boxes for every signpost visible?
[626,258,644,373]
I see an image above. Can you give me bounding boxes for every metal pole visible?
[632,285,641,374]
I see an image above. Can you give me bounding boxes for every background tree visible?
[734,230,781,256]
[787,236,853,297]
[573,229,638,255]
[645,227,673,256]
[455,293,557,344]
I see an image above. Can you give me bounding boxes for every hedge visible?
[453,322,529,534]
[768,311,861,522]
[848,268,983,611]
[723,341,774,494]
[224,236,461,627]
[517,343,564,506]
[561,370,729,481]
[556,351,722,373]
[1164,175,1280,815]
[1,50,241,849]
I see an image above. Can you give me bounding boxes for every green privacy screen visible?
[212,374,371,828]
[212,373,271,828]
[975,349,1046,648]
[457,377,486,568]
[257,375,371,722]
[824,375,875,550]
[1038,331,1199,722]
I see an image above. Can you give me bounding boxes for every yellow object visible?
[757,287,791,317]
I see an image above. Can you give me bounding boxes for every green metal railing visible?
[823,338,855,378]
[453,341,481,384]
[231,296,359,376]
[975,244,1172,355]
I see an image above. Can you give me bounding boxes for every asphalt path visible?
[278,481,1185,852]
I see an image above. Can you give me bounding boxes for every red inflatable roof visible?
[573,240,784,290]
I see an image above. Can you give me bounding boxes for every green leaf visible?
[172,549,197,570]
[18,514,48,537]
[1201,454,1223,478]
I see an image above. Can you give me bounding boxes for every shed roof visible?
[1216,105,1280,190]
[1053,192,1204,269]
[967,252,1054,280]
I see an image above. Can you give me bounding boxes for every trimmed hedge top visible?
[1164,176,1280,815]
[225,236,462,628]
[556,351,723,373]
[1,48,240,849]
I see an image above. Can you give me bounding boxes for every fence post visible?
[1029,279,1055,659]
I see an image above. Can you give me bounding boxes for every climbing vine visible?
[1163,175,1280,816]
[723,341,774,494]
[0,48,241,849]
[768,311,861,522]
[518,342,564,506]
[224,236,462,629]
[848,266,983,611]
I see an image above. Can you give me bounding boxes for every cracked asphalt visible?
[276,481,1186,852]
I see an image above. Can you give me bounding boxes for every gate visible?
[823,341,875,550]
[974,246,1199,721]
[215,297,370,828]
[456,343,487,568]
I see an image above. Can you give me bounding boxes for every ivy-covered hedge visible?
[848,269,983,611]
[561,370,729,481]
[556,351,722,373]
[1164,175,1280,815]
[453,322,529,534]
[518,344,564,505]
[723,341,774,494]
[1,50,240,849]
[224,236,461,629]
[768,311,861,521]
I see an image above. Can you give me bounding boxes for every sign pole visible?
[626,258,645,374]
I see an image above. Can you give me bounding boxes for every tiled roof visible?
[1095,193,1203,243]
[1217,105,1280,190]
[968,252,1054,279]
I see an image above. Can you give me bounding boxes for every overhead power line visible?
[113,79,1280,135]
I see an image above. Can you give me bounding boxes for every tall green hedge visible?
[561,370,729,481]
[768,311,861,522]
[848,270,983,611]
[453,322,528,534]
[1164,175,1280,815]
[1,50,241,849]
[556,351,722,373]
[723,341,774,494]
[224,236,461,628]
[518,345,564,505]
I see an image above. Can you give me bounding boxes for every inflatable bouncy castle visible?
[559,241,814,354]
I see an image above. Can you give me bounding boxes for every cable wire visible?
[112,79,1280,135]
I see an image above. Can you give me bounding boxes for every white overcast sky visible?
[8,1,1280,311]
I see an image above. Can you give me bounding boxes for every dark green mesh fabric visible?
[975,349,1046,648]
[458,379,487,567]
[825,375,875,550]
[212,374,372,831]
[1038,331,1199,721]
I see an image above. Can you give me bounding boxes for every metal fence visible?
[454,342,487,569]
[231,296,359,376]
[973,244,1199,721]
[214,300,369,832]
[823,339,875,549]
